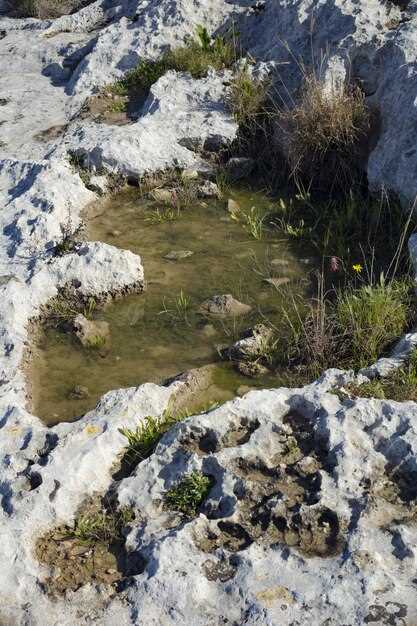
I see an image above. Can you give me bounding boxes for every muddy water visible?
[31,187,310,425]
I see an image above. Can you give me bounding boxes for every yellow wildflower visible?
[352,263,363,274]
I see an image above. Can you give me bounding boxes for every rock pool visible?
[30,186,310,424]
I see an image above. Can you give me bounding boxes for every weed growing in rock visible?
[67,150,94,189]
[108,99,128,113]
[53,214,79,257]
[109,59,170,96]
[109,26,238,98]
[119,404,219,473]
[339,350,417,401]
[119,413,180,464]
[73,506,135,544]
[165,471,212,517]
[227,66,271,127]
[67,150,125,193]
[165,26,237,78]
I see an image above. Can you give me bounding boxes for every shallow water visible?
[31,187,310,425]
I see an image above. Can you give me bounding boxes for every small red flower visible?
[330,256,340,272]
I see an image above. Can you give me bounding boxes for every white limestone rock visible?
[66,70,237,178]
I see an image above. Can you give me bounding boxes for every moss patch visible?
[35,499,144,596]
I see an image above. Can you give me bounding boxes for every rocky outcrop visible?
[3,368,417,624]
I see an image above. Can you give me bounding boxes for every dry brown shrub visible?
[279,73,370,192]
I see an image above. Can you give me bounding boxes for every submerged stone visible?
[236,360,270,378]
[271,258,290,267]
[199,294,252,318]
[226,324,274,361]
[68,385,90,400]
[73,314,110,349]
[164,250,194,261]
[151,188,175,204]
[263,277,290,288]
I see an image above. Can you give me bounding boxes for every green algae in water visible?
[31,187,310,425]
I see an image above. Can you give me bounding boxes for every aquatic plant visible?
[145,207,179,225]
[159,290,192,325]
[231,205,266,240]
[275,189,414,278]
[244,206,266,240]
[84,334,107,350]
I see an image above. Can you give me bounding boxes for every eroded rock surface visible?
[2,370,417,624]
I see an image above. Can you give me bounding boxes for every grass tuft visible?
[119,411,188,465]
[276,273,413,376]
[340,351,417,402]
[165,471,212,517]
[227,66,271,127]
[335,277,411,366]
[73,506,135,544]
[109,26,238,98]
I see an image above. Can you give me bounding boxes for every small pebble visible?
[164,250,194,261]
[271,258,289,267]
[227,198,240,215]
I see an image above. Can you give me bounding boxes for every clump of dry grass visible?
[279,73,370,192]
